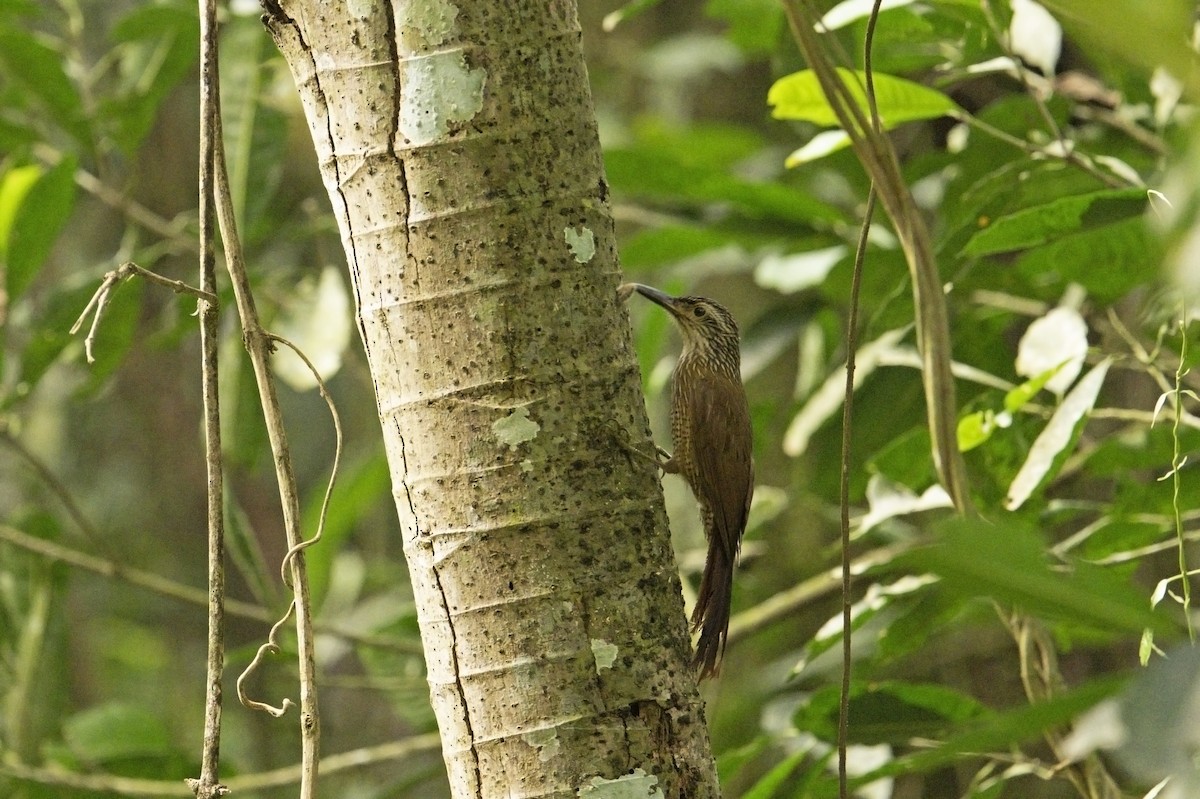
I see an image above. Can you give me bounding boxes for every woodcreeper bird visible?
[623,283,754,678]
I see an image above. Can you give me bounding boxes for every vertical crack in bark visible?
[428,543,483,795]
[378,3,480,792]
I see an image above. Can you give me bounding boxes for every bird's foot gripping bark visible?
[604,422,673,473]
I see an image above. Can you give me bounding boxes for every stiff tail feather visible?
[691,539,733,678]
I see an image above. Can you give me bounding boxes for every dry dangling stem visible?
[192,0,227,796]
[780,0,972,515]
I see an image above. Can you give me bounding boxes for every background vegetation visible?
[1,0,1197,796]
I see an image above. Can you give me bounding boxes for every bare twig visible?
[34,143,198,253]
[70,261,215,364]
[237,602,298,718]
[837,5,884,791]
[0,426,112,559]
[202,2,322,791]
[266,332,344,587]
[193,0,227,795]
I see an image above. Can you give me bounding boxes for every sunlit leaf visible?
[769,68,961,129]
[3,157,77,302]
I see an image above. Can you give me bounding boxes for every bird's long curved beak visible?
[627,283,678,313]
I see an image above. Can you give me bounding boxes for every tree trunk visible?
[262,2,720,796]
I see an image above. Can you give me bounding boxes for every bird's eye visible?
[693,306,707,318]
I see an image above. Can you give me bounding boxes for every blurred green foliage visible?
[2,0,1199,797]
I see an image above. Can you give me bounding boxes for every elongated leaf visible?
[63,702,174,762]
[902,517,1171,637]
[103,5,201,155]
[1006,359,1109,509]
[1016,217,1161,301]
[769,67,960,129]
[0,29,89,144]
[3,157,77,301]
[796,680,985,745]
[961,187,1146,257]
[605,147,845,226]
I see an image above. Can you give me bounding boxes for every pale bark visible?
[262,1,719,796]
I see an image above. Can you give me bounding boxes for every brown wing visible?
[684,371,754,561]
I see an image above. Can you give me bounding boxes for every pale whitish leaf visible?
[1142,777,1171,799]
[1151,578,1171,607]
[1158,455,1187,481]
[1151,67,1183,126]
[1015,306,1088,396]
[1008,0,1061,75]
[1151,391,1170,426]
[1094,155,1144,187]
[1059,699,1127,762]
[819,0,915,31]
[785,129,852,166]
[1005,359,1111,510]
[798,574,938,676]
[754,245,846,293]
[784,327,909,456]
[272,265,352,391]
[1140,629,1156,666]
[858,474,953,534]
[844,745,894,799]
[965,55,1022,76]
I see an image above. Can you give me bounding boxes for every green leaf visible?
[62,703,174,763]
[7,281,91,406]
[960,187,1147,257]
[304,452,392,607]
[605,146,845,226]
[1016,216,1161,302]
[796,680,985,746]
[218,15,284,240]
[0,164,41,260]
[1039,0,1194,89]
[901,518,1173,637]
[815,675,1128,796]
[706,0,784,54]
[957,409,997,452]
[768,67,960,129]
[103,5,201,155]
[0,29,89,145]
[1,157,78,301]
[739,746,808,799]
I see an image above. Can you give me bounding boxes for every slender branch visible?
[34,143,199,253]
[193,0,227,795]
[839,187,874,799]
[0,734,442,798]
[726,541,915,645]
[0,522,421,651]
[837,5,883,790]
[266,332,345,586]
[0,426,112,558]
[203,6,322,792]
